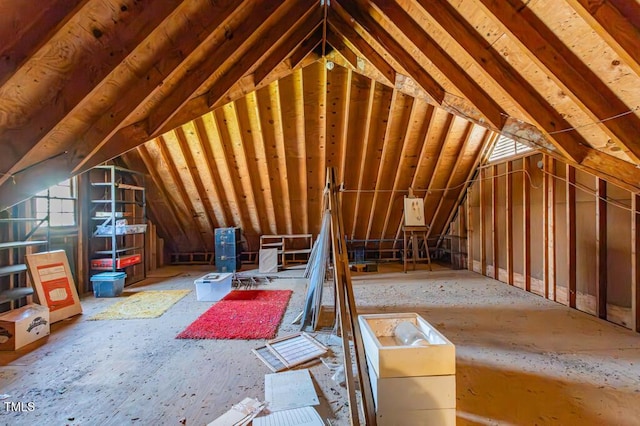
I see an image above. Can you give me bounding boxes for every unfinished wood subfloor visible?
[1,265,639,425]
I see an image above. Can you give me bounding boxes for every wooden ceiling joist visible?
[476,0,640,161]
[218,102,263,237]
[566,0,640,77]
[238,92,278,234]
[327,9,396,86]
[157,132,211,251]
[0,0,183,185]
[372,0,506,130]
[253,7,323,86]
[288,29,323,70]
[326,30,358,69]
[380,101,434,242]
[333,0,445,105]
[0,0,88,86]
[278,70,310,234]
[172,126,220,240]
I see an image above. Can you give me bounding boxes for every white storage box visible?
[377,408,456,426]
[359,313,455,377]
[367,360,456,411]
[194,273,233,301]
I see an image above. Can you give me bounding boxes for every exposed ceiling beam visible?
[327,9,396,86]
[253,6,323,86]
[326,30,358,68]
[380,102,433,241]
[173,126,219,244]
[288,28,322,70]
[427,122,474,238]
[332,0,445,104]
[364,89,401,243]
[0,0,183,185]
[156,132,210,251]
[565,0,640,77]
[411,0,588,162]
[350,81,377,240]
[146,1,286,139]
[372,0,506,129]
[476,0,640,162]
[137,144,192,248]
[0,0,246,203]
[0,0,88,85]
[80,56,318,176]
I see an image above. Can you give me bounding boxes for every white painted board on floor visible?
[207,397,265,426]
[253,406,324,426]
[259,248,279,273]
[264,369,319,412]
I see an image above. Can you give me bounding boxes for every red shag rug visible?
[176,290,292,340]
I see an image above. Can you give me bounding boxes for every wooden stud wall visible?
[468,153,639,332]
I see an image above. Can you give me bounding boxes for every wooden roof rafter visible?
[288,28,323,71]
[371,0,507,130]
[332,0,445,104]
[327,8,396,86]
[475,0,640,162]
[0,0,187,186]
[565,0,640,77]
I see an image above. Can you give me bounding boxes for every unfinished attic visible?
[1,0,639,424]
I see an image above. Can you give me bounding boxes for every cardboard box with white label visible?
[0,304,50,351]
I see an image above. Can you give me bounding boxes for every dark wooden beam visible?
[58,0,246,173]
[0,0,88,85]
[332,0,445,103]
[253,7,323,86]
[289,29,322,70]
[327,11,396,85]
[413,0,588,163]
[206,2,316,109]
[477,0,640,162]
[147,1,287,136]
[567,0,640,81]
[567,164,577,308]
[0,0,184,185]
[596,178,608,319]
[326,30,358,68]
[373,0,506,129]
[546,156,556,301]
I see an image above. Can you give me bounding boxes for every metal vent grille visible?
[488,134,533,163]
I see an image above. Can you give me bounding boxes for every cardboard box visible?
[91,253,141,270]
[0,304,50,351]
[359,313,455,378]
[194,273,233,301]
[25,250,82,323]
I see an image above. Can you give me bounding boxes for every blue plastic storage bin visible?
[90,272,126,298]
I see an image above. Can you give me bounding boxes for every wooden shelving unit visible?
[259,234,314,268]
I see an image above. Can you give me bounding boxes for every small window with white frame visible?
[34,178,77,227]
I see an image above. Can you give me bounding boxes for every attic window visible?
[35,178,77,227]
[487,134,533,163]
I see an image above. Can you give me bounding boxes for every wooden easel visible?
[403,225,432,272]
